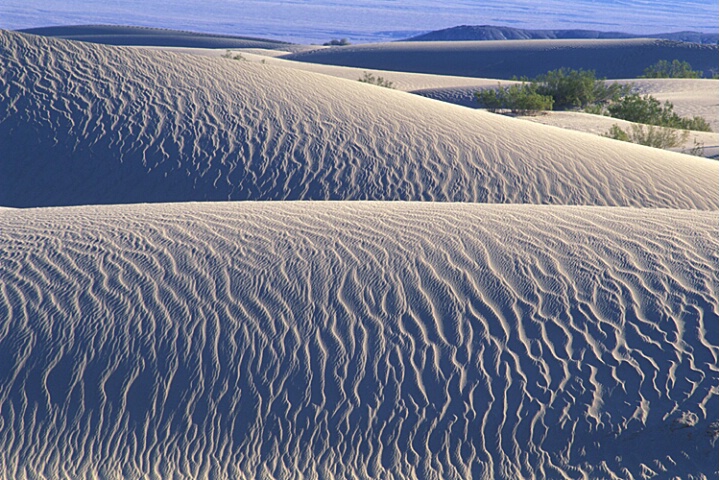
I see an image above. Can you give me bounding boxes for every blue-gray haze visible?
[1,0,716,43]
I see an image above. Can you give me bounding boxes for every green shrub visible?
[605,124,630,142]
[604,123,688,149]
[323,38,351,46]
[641,60,702,78]
[607,94,712,131]
[534,68,631,109]
[358,72,395,88]
[584,104,606,115]
[681,116,713,132]
[476,83,554,115]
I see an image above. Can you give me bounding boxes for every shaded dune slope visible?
[18,25,294,50]
[1,202,717,479]
[284,39,719,79]
[1,31,718,209]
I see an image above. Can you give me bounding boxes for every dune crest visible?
[1,202,717,479]
[1,31,717,209]
[18,25,299,50]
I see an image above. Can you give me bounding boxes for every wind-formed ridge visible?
[1,30,717,209]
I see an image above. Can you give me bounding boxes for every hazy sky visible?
[2,0,716,43]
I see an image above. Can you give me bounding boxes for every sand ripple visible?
[1,31,717,209]
[1,202,716,479]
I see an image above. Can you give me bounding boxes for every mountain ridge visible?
[405,25,719,44]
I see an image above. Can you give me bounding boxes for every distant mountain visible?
[405,25,719,44]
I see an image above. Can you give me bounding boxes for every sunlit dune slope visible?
[0,202,717,479]
[284,39,718,80]
[1,31,717,209]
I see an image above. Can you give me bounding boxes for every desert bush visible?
[604,123,688,149]
[223,50,246,61]
[584,104,606,115]
[476,83,554,115]
[681,116,713,132]
[323,38,351,46]
[477,69,627,113]
[641,59,702,78]
[607,94,712,131]
[358,72,395,88]
[534,68,631,109]
[605,124,630,142]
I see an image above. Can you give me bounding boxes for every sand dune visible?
[2,25,717,479]
[235,51,516,92]
[220,55,718,153]
[283,38,719,80]
[18,25,298,50]
[414,78,719,125]
[1,201,717,479]
[220,53,717,134]
[1,31,718,209]
[628,79,719,132]
[512,111,718,158]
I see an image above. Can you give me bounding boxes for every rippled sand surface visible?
[1,203,717,479]
[1,28,717,479]
[1,31,717,208]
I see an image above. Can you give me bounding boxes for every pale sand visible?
[1,31,717,209]
[226,54,718,157]
[235,50,519,92]
[283,39,719,80]
[1,27,718,480]
[627,78,719,132]
[517,111,718,158]
[415,79,719,128]
[1,202,717,479]
[160,47,717,158]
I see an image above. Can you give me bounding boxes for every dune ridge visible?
[1,30,717,209]
[18,25,297,50]
[2,25,718,479]
[1,202,717,479]
[284,38,719,80]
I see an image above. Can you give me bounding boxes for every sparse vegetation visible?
[641,59,702,78]
[602,94,712,152]
[323,38,351,46]
[358,72,395,89]
[478,68,629,115]
[223,50,246,61]
[604,123,689,149]
[583,104,605,115]
[534,68,631,109]
[476,67,713,151]
[607,94,712,131]
[689,139,705,157]
[476,83,554,115]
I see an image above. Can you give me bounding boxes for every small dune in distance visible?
[1,22,717,480]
